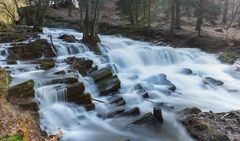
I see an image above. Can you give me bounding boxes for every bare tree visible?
[82,0,101,53]
[0,1,16,23]
[222,0,229,25]
[226,0,240,30]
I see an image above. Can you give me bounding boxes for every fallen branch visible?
[48,35,58,56]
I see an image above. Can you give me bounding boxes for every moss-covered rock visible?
[178,108,240,141]
[65,83,95,111]
[89,67,121,96]
[6,55,17,65]
[97,75,121,96]
[0,133,26,141]
[218,52,239,64]
[59,34,76,42]
[7,80,34,99]
[89,66,113,82]
[40,60,55,70]
[32,59,56,70]
[65,83,85,98]
[67,57,94,76]
[8,39,56,61]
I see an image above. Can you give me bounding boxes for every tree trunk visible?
[82,0,101,54]
[129,4,135,25]
[222,0,229,25]
[33,0,50,32]
[175,0,181,29]
[196,0,204,36]
[79,0,84,30]
[170,0,176,32]
[226,1,240,30]
[147,0,151,28]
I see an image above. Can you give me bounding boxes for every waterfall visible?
[2,27,240,141]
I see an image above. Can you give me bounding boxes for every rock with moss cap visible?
[7,80,35,99]
[218,52,239,64]
[8,39,56,61]
[59,34,76,42]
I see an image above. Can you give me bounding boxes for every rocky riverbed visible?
[1,27,240,141]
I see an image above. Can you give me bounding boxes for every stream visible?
[1,28,240,141]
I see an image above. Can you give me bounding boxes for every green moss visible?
[194,121,208,131]
[59,35,75,42]
[40,60,55,70]
[0,134,26,141]
[218,52,238,64]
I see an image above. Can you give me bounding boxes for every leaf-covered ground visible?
[0,69,44,141]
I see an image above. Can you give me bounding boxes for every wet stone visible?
[117,107,140,117]
[99,108,125,119]
[137,89,149,98]
[89,66,113,82]
[54,70,66,75]
[65,83,85,99]
[67,57,93,76]
[132,106,164,126]
[108,96,124,104]
[181,68,193,75]
[202,77,224,86]
[59,34,76,42]
[6,55,17,64]
[7,80,35,98]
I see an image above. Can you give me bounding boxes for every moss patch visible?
[218,52,239,64]
[0,134,26,141]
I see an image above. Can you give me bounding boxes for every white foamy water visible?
[1,28,240,141]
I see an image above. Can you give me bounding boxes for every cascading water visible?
[1,28,240,141]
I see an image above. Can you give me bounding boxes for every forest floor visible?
[0,69,45,141]
[45,7,240,64]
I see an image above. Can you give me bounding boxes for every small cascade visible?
[1,27,240,141]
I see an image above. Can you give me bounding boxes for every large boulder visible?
[97,75,121,96]
[65,83,85,98]
[89,67,121,96]
[89,66,113,82]
[178,108,240,141]
[7,80,38,112]
[218,52,239,64]
[7,80,35,99]
[66,57,94,76]
[8,39,56,61]
[144,74,176,92]
[6,55,17,65]
[63,83,95,111]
